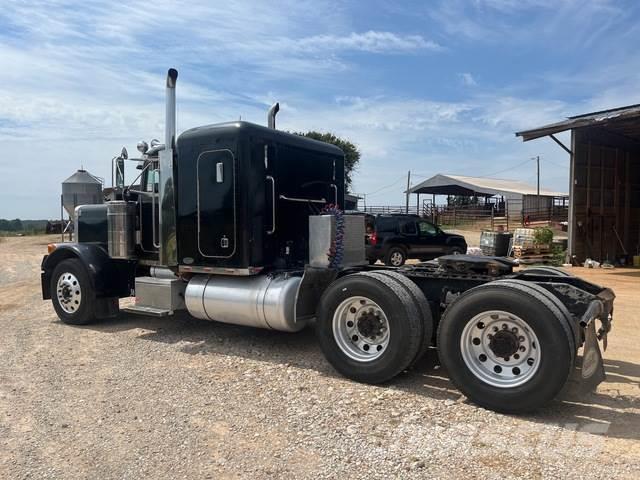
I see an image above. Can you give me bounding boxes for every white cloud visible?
[427,0,627,50]
[459,73,477,86]
[292,31,441,53]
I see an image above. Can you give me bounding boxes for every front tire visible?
[437,281,575,413]
[316,273,422,384]
[50,258,98,325]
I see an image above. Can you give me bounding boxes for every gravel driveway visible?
[1,235,639,479]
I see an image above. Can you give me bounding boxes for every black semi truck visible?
[41,69,614,413]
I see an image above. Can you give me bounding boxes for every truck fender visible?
[41,243,133,300]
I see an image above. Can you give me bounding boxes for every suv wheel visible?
[384,247,406,267]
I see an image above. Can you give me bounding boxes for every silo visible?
[61,169,104,218]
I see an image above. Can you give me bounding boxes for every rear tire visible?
[316,273,422,383]
[523,266,573,277]
[437,281,575,413]
[368,270,434,367]
[50,258,98,325]
[384,247,406,266]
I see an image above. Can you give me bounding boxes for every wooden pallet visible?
[518,255,555,265]
[512,245,551,258]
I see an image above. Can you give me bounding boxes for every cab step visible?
[122,305,173,317]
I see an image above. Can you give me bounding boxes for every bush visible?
[533,227,553,246]
[551,245,566,266]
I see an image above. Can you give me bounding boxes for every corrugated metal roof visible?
[515,103,640,141]
[62,169,103,185]
[409,174,567,197]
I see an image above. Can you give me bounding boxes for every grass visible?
[0,229,46,237]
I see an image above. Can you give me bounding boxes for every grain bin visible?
[61,169,103,219]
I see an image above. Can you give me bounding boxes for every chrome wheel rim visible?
[460,310,541,388]
[390,251,404,266]
[332,296,390,362]
[56,272,82,314]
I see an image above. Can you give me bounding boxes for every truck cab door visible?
[196,149,236,258]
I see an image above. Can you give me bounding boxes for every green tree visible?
[293,131,360,193]
[8,219,23,231]
[447,195,479,207]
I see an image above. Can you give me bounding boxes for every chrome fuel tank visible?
[107,201,136,259]
[185,274,305,332]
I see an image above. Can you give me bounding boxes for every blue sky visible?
[1,0,640,218]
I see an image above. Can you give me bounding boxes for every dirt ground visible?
[1,235,639,479]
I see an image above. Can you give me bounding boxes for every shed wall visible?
[571,129,640,262]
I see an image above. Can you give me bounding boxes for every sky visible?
[1,0,640,218]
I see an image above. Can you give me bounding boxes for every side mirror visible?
[115,157,125,189]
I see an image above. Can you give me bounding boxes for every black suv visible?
[365,214,467,266]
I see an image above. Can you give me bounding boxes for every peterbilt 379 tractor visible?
[42,69,615,413]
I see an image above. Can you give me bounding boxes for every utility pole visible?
[405,170,411,214]
[536,155,540,198]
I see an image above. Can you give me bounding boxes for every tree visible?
[293,131,360,193]
[8,219,23,231]
[448,195,479,207]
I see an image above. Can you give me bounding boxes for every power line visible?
[477,158,534,178]
[411,158,534,180]
[543,158,568,169]
[364,175,406,196]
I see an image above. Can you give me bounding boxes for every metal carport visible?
[409,174,566,222]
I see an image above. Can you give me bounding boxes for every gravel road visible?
[1,235,639,479]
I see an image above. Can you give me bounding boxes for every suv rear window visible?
[375,217,397,232]
[401,220,417,234]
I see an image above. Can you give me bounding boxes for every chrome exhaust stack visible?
[267,102,279,129]
[159,68,179,266]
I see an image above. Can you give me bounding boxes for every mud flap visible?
[574,321,606,392]
[95,297,119,319]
